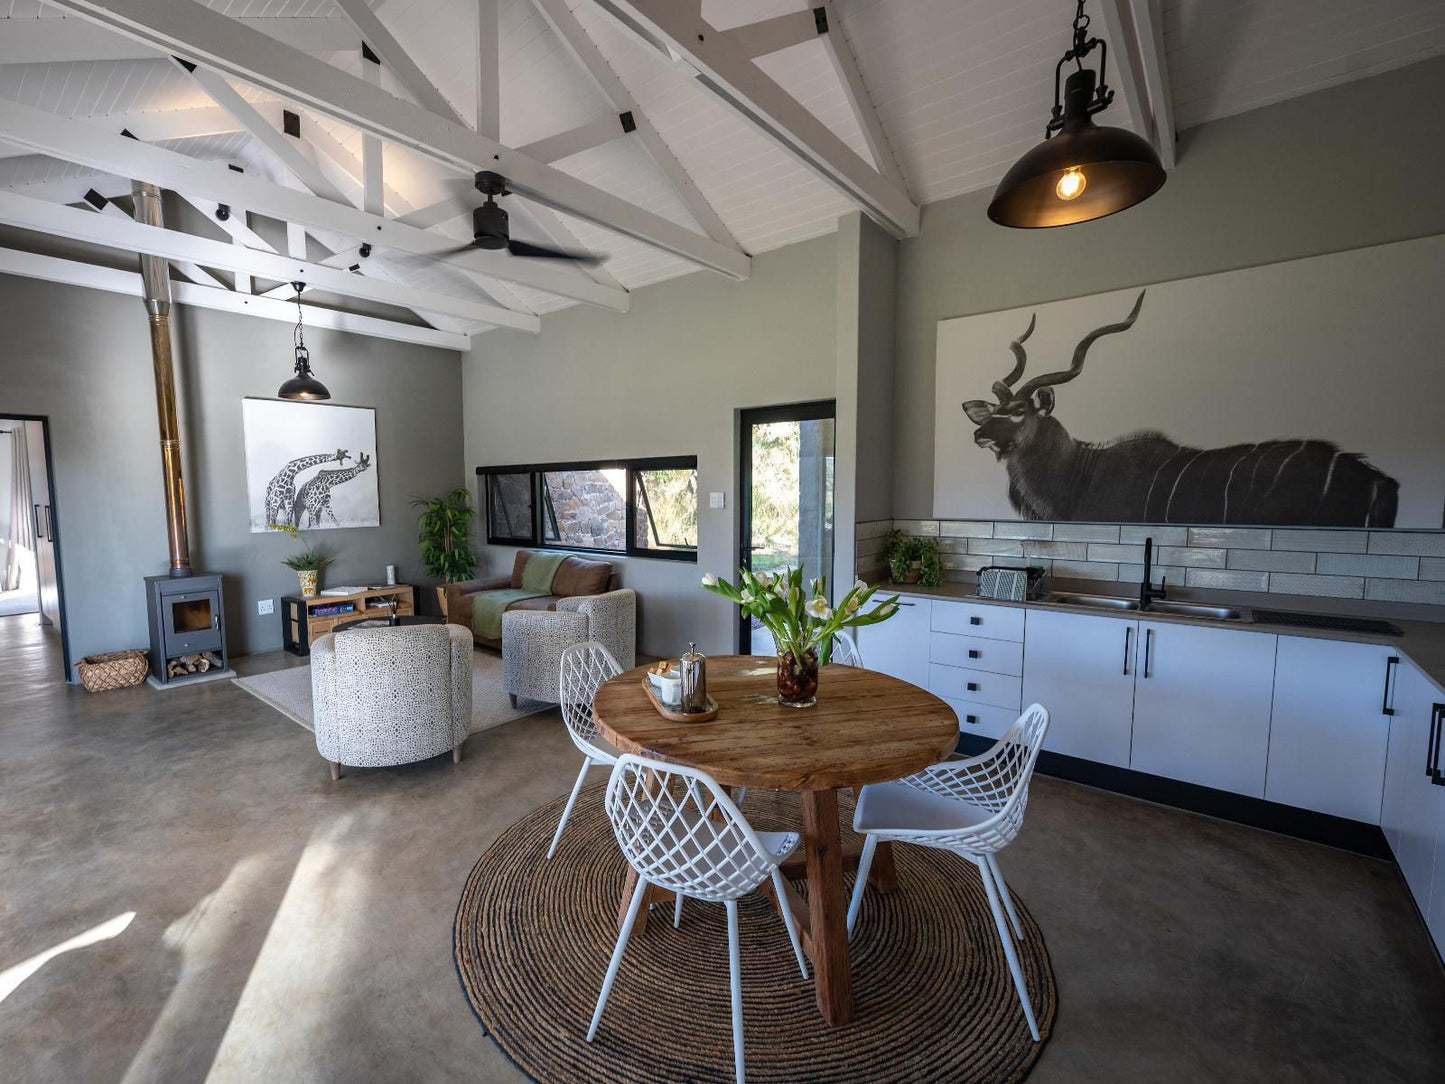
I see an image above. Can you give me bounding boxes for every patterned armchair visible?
[311,623,473,780]
[502,589,636,706]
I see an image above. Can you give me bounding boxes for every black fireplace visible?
[144,573,229,684]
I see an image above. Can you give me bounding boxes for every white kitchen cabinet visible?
[929,662,1022,710]
[1384,661,1445,913]
[1021,608,1139,768]
[857,597,930,688]
[931,598,1025,641]
[1265,636,1395,823]
[1129,621,1278,797]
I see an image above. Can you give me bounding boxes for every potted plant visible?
[885,531,944,588]
[702,566,900,707]
[270,523,332,599]
[412,488,478,616]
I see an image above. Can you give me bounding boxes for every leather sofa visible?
[446,550,621,649]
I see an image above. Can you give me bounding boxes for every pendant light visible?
[277,281,330,401]
[988,0,1165,228]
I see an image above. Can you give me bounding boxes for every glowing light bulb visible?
[1056,167,1086,201]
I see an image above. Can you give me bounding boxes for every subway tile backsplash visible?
[858,519,1445,608]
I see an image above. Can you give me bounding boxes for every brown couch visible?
[447,550,619,649]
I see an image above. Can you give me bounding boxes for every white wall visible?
[462,234,838,656]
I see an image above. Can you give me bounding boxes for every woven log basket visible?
[76,649,149,692]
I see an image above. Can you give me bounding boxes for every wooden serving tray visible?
[640,678,719,722]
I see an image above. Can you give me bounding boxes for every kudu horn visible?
[992,314,1037,401]
[1015,290,1147,400]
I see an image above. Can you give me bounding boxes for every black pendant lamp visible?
[277,281,330,401]
[988,0,1165,228]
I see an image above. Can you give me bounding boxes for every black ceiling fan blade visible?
[507,238,603,266]
[434,241,480,256]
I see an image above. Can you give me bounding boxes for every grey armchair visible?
[502,588,636,706]
[311,623,473,779]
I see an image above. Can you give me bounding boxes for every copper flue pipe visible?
[133,181,191,578]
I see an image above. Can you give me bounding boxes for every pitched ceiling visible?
[1,0,1443,337]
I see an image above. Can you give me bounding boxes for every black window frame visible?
[477,455,699,563]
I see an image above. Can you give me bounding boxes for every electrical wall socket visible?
[257,599,275,616]
[709,492,726,510]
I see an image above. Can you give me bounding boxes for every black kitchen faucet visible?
[1140,536,1167,610]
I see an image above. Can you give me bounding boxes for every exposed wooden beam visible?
[476,0,500,140]
[47,0,749,279]
[530,0,740,250]
[814,1,908,194]
[0,245,468,349]
[1129,0,1177,168]
[359,47,385,217]
[589,0,919,238]
[173,195,278,252]
[514,200,625,291]
[0,98,629,310]
[0,188,540,331]
[84,188,229,289]
[717,8,818,58]
[100,105,243,144]
[331,0,467,126]
[513,114,629,166]
[1096,2,1151,149]
[0,14,360,65]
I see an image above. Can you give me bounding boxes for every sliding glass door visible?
[739,401,836,653]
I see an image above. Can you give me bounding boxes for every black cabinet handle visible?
[44,506,51,539]
[968,649,981,659]
[34,503,44,539]
[1122,627,1132,676]
[967,682,979,692]
[969,615,982,626]
[965,713,979,725]
[1143,628,1154,679]
[1382,656,1399,716]
[1430,704,1445,786]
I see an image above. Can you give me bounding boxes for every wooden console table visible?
[282,585,415,655]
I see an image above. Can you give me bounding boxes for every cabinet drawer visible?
[929,663,1022,710]
[930,599,1024,641]
[943,698,1020,741]
[930,632,1023,676]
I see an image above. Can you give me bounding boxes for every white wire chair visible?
[589,754,808,1084]
[829,629,863,667]
[846,703,1051,1041]
[548,641,624,860]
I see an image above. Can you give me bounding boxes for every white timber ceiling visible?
[0,0,1442,344]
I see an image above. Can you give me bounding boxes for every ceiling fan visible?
[435,171,603,265]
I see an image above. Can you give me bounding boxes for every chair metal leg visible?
[770,868,808,979]
[976,856,1040,1041]
[509,693,518,708]
[987,853,1023,940]
[588,875,649,1042]
[846,834,879,936]
[548,757,593,860]
[328,760,340,781]
[673,892,683,929]
[453,743,463,764]
[725,899,745,1084]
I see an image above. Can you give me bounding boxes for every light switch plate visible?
[709,492,726,510]
[257,599,275,616]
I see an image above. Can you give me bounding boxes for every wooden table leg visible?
[869,840,898,894]
[801,788,853,1027]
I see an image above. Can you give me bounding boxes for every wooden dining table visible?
[591,655,958,1027]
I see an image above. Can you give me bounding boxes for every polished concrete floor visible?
[2,613,1443,1082]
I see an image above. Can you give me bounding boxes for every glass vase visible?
[776,648,819,708]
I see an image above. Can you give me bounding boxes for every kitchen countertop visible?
[875,580,1445,694]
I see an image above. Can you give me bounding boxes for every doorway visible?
[0,415,69,679]
[738,401,836,653]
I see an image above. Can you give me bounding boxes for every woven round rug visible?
[454,782,1056,1083]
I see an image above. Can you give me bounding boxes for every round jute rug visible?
[453,782,1056,1083]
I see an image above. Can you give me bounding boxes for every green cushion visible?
[521,551,566,594]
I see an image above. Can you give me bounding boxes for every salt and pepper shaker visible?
[680,642,708,714]
[387,597,400,627]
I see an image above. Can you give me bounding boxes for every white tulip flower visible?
[852,579,868,595]
[741,589,756,604]
[701,572,718,587]
[805,597,832,620]
[755,571,773,588]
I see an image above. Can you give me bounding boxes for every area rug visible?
[454,784,1056,1083]
[232,650,550,735]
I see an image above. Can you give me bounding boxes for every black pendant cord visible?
[293,282,306,368]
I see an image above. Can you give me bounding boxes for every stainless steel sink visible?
[1046,592,1140,611]
[1145,600,1245,621]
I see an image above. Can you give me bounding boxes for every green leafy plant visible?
[884,531,944,588]
[411,488,477,583]
[701,565,900,663]
[269,523,333,573]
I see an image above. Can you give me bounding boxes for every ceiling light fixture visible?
[277,282,330,401]
[988,0,1165,228]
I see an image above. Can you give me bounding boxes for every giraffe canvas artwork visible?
[242,398,380,532]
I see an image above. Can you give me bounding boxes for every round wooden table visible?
[592,655,958,1027]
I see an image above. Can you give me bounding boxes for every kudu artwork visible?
[959,291,1399,526]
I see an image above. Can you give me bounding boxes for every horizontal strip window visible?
[477,457,698,562]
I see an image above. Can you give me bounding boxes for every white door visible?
[1265,636,1395,823]
[1130,622,1278,797]
[1395,678,1445,911]
[1021,609,1138,768]
[1381,660,1427,857]
[857,598,930,688]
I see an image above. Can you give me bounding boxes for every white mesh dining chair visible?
[829,630,863,667]
[846,703,1051,1041]
[548,641,624,860]
[588,754,808,1084]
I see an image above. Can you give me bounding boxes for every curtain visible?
[4,427,35,593]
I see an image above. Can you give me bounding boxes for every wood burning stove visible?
[144,573,228,684]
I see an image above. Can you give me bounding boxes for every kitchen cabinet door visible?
[1130,622,1278,797]
[1380,660,1427,857]
[1394,673,1445,914]
[1265,636,1395,823]
[857,598,930,688]
[1021,608,1139,768]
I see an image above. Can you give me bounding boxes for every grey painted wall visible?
[0,274,463,669]
[462,233,837,657]
[892,56,1445,518]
